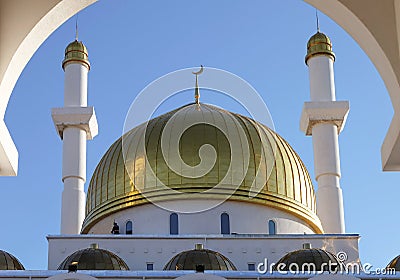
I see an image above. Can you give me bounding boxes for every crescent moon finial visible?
[193,65,203,104]
[192,65,204,75]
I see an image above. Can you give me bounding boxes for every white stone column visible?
[301,32,349,234]
[52,41,98,234]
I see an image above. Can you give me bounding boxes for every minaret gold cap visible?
[305,32,335,65]
[62,40,90,70]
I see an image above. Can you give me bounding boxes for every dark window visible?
[248,263,256,271]
[126,220,133,234]
[268,220,276,235]
[221,213,230,234]
[170,213,179,235]
[146,263,154,270]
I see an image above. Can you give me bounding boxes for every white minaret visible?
[52,39,98,234]
[300,31,349,233]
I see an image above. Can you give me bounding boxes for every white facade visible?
[86,201,316,235]
[47,234,360,271]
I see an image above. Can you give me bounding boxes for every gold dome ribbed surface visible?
[57,247,129,270]
[0,250,24,270]
[274,248,341,272]
[82,103,322,233]
[62,40,90,70]
[164,248,237,270]
[305,32,335,64]
[387,255,400,271]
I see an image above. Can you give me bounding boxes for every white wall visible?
[47,234,360,271]
[86,200,315,235]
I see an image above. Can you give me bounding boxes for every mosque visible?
[0,19,399,280]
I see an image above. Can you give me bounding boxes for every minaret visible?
[300,31,349,233]
[52,39,98,234]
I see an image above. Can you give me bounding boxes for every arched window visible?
[170,213,179,235]
[268,220,276,235]
[220,213,230,234]
[126,220,133,234]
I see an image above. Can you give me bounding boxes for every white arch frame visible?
[1,0,399,175]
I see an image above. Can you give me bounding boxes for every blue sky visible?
[1,0,398,270]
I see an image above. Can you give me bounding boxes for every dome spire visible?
[305,10,335,64]
[75,14,79,41]
[62,15,90,70]
[192,65,203,104]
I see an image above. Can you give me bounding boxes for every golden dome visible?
[82,103,322,233]
[274,248,342,272]
[57,245,129,270]
[305,32,335,64]
[62,40,90,70]
[164,248,237,270]
[0,250,24,270]
[387,255,400,271]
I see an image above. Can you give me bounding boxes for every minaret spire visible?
[300,31,349,233]
[75,15,79,41]
[52,38,98,234]
[192,65,203,104]
[316,9,320,33]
